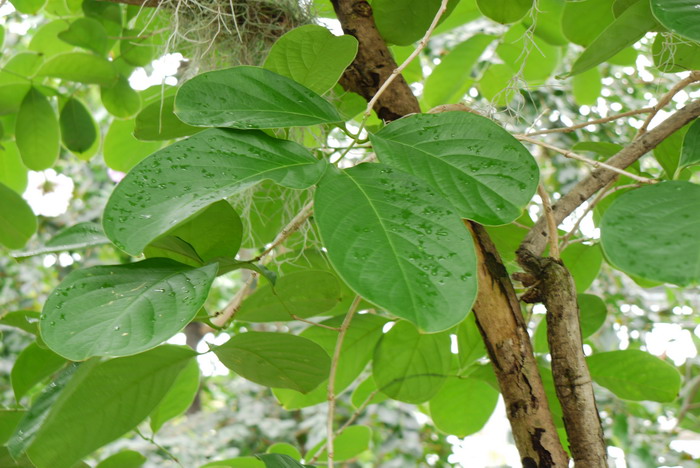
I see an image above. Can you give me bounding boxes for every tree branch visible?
[519,98,700,258]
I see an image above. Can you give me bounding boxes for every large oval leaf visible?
[373,0,460,46]
[587,350,681,402]
[36,52,118,86]
[651,0,700,42]
[103,128,327,255]
[476,0,533,24]
[10,346,195,468]
[680,119,700,169]
[134,94,201,141]
[315,164,477,332]
[263,24,358,95]
[102,118,163,173]
[175,66,342,128]
[372,321,452,403]
[600,181,700,286]
[0,142,28,194]
[16,87,59,171]
[59,98,97,154]
[429,377,499,437]
[149,358,200,433]
[0,182,36,249]
[371,112,538,226]
[214,332,330,393]
[40,259,217,361]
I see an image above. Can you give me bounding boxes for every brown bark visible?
[468,223,569,467]
[518,253,606,467]
[520,98,700,258]
[330,0,421,121]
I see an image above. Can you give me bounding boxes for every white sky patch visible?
[645,323,697,365]
[197,332,231,376]
[23,169,74,217]
[129,53,184,90]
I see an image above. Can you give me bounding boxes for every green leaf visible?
[37,52,118,86]
[57,18,110,56]
[0,410,26,445]
[266,443,301,461]
[560,243,603,293]
[95,450,146,468]
[11,342,66,402]
[578,294,608,338]
[422,34,494,108]
[307,425,371,462]
[273,314,387,409]
[0,84,31,115]
[652,33,700,73]
[134,94,202,141]
[372,112,538,225]
[351,377,388,408]
[0,182,36,249]
[315,164,477,332]
[478,63,518,107]
[13,222,110,258]
[0,141,28,194]
[568,0,658,76]
[651,0,700,42]
[372,321,452,403]
[497,23,562,84]
[119,29,161,67]
[457,314,487,369]
[572,67,602,106]
[29,20,74,57]
[144,200,242,265]
[202,457,265,468]
[601,181,700,286]
[104,128,326,255]
[562,0,615,47]
[0,310,40,335]
[476,0,533,24]
[257,454,309,468]
[429,377,499,436]
[103,118,163,172]
[572,141,624,158]
[149,358,200,433]
[60,98,97,154]
[10,346,196,468]
[680,119,700,169]
[101,75,141,118]
[175,66,342,128]
[214,332,330,393]
[587,350,681,402]
[16,87,59,170]
[0,52,43,85]
[654,122,690,178]
[9,0,45,14]
[263,24,358,95]
[236,270,341,322]
[522,0,567,45]
[40,259,217,361]
[373,0,460,46]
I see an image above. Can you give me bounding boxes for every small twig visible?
[321,295,362,468]
[335,388,380,436]
[289,316,341,331]
[211,272,258,327]
[523,107,653,136]
[638,71,700,135]
[559,182,614,250]
[363,0,449,118]
[254,201,313,261]
[517,135,655,184]
[135,428,183,467]
[537,184,560,259]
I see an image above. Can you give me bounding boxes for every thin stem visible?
[335,388,379,436]
[523,107,653,136]
[559,182,613,250]
[638,71,700,135]
[135,428,183,467]
[517,135,655,184]
[211,271,258,327]
[363,0,449,118]
[254,201,314,261]
[323,295,362,468]
[537,184,559,259]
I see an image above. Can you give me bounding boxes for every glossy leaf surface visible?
[104,128,326,255]
[315,164,477,332]
[41,259,217,360]
[600,181,700,286]
[680,119,700,169]
[651,0,700,41]
[372,112,538,225]
[175,66,342,128]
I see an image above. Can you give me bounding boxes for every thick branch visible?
[331,0,420,121]
[520,99,700,258]
[468,223,569,467]
[518,254,607,467]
